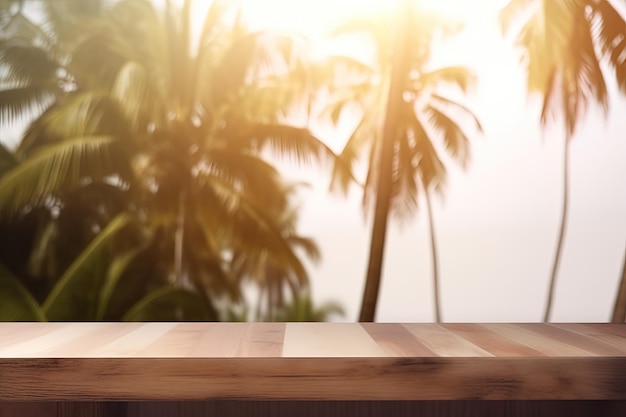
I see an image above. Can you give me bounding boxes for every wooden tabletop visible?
[0,322,625,401]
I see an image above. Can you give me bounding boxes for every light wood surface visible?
[0,323,624,401]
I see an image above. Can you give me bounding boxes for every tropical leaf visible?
[122,287,218,321]
[590,0,626,94]
[16,91,130,160]
[0,41,59,85]
[203,147,287,209]
[41,213,131,321]
[414,66,476,94]
[0,85,55,125]
[111,61,165,130]
[287,235,321,264]
[95,244,146,320]
[408,109,446,193]
[499,0,535,35]
[195,175,309,285]
[0,262,47,321]
[430,93,484,132]
[424,104,471,167]
[0,142,16,176]
[246,123,337,166]
[0,135,118,216]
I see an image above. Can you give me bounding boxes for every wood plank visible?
[0,356,624,400]
[402,324,493,357]
[1,323,625,401]
[235,322,285,357]
[189,323,251,357]
[283,323,384,357]
[441,324,546,357]
[0,323,65,349]
[482,324,592,356]
[0,323,103,357]
[93,323,178,357]
[554,324,626,352]
[45,323,141,357]
[361,323,437,357]
[530,324,626,355]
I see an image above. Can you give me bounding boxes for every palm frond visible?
[330,109,379,196]
[0,142,16,176]
[424,104,471,168]
[519,0,579,93]
[195,175,310,286]
[246,123,337,166]
[0,135,118,216]
[112,61,165,130]
[592,0,626,94]
[197,0,241,50]
[95,244,146,320]
[0,41,59,85]
[203,147,288,209]
[415,66,476,94]
[389,133,420,222]
[0,85,55,125]
[42,213,131,321]
[122,287,218,321]
[430,93,483,132]
[287,235,321,264]
[0,262,47,321]
[499,0,535,35]
[409,110,446,193]
[18,92,129,155]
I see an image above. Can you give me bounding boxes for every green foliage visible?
[0,262,46,321]
[0,0,339,322]
[41,214,131,320]
[122,287,218,322]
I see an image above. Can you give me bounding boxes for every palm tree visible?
[228,183,322,321]
[501,0,626,322]
[0,0,335,318]
[612,249,626,322]
[326,4,481,322]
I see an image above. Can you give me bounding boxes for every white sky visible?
[2,0,625,322]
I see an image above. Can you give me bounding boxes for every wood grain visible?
[0,323,624,401]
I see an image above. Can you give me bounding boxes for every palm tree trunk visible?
[611,248,626,323]
[544,138,570,322]
[424,187,441,323]
[174,190,185,287]
[359,0,412,322]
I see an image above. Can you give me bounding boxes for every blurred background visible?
[1,0,625,323]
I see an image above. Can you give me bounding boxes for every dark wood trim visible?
[1,400,625,417]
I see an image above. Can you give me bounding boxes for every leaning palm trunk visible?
[611,249,626,323]
[359,0,412,322]
[174,190,186,287]
[544,137,570,322]
[424,186,441,323]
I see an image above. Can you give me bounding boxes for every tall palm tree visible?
[612,249,626,322]
[0,0,335,317]
[501,0,626,321]
[326,4,481,322]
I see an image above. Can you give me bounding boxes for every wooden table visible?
[0,322,625,416]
